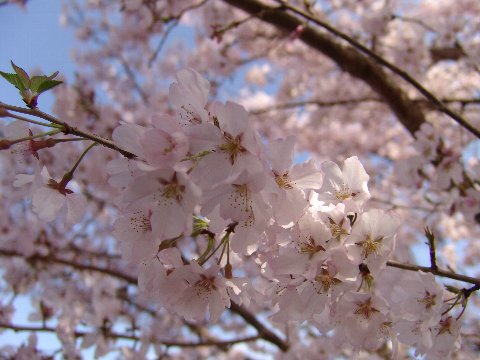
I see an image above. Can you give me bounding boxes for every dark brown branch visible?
[229,302,289,352]
[117,291,230,349]
[0,248,136,283]
[274,1,480,139]
[430,44,466,64]
[424,227,438,271]
[222,0,480,139]
[0,102,136,159]
[221,0,424,135]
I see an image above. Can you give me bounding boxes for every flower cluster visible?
[106,69,460,357]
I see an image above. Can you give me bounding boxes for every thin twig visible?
[0,102,135,159]
[3,111,60,128]
[0,322,260,348]
[424,227,438,271]
[119,57,149,104]
[148,19,179,67]
[386,260,480,287]
[148,0,210,66]
[391,14,437,33]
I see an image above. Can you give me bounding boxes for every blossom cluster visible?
[2,0,480,356]
[101,69,460,358]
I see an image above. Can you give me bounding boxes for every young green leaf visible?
[0,71,24,90]
[30,75,48,92]
[36,79,63,94]
[10,61,30,89]
[2,62,63,108]
[48,71,59,79]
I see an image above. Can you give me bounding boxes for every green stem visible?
[217,234,229,266]
[197,234,215,265]
[62,142,97,184]
[199,234,228,266]
[53,138,90,143]
[6,112,61,128]
[226,235,230,265]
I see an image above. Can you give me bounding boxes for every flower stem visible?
[5,112,61,128]
[61,142,97,185]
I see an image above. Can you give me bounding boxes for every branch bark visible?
[387,260,480,287]
[275,0,480,139]
[221,0,479,138]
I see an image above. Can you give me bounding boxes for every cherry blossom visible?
[317,156,370,212]
[1,0,480,358]
[14,165,86,225]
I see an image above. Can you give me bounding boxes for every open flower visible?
[170,262,230,322]
[317,156,370,212]
[345,209,398,275]
[14,165,86,225]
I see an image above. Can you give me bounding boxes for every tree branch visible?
[273,0,480,139]
[0,322,260,348]
[0,248,290,352]
[229,302,289,352]
[221,0,480,138]
[0,102,136,159]
[386,260,480,287]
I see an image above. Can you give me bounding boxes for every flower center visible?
[194,275,216,296]
[356,235,384,258]
[334,183,357,201]
[354,297,379,320]
[218,133,246,165]
[418,291,436,310]
[437,316,453,335]
[299,236,325,257]
[314,269,341,293]
[328,217,349,240]
[162,182,185,201]
[158,174,185,203]
[274,171,293,189]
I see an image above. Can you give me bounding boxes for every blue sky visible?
[0,0,76,109]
